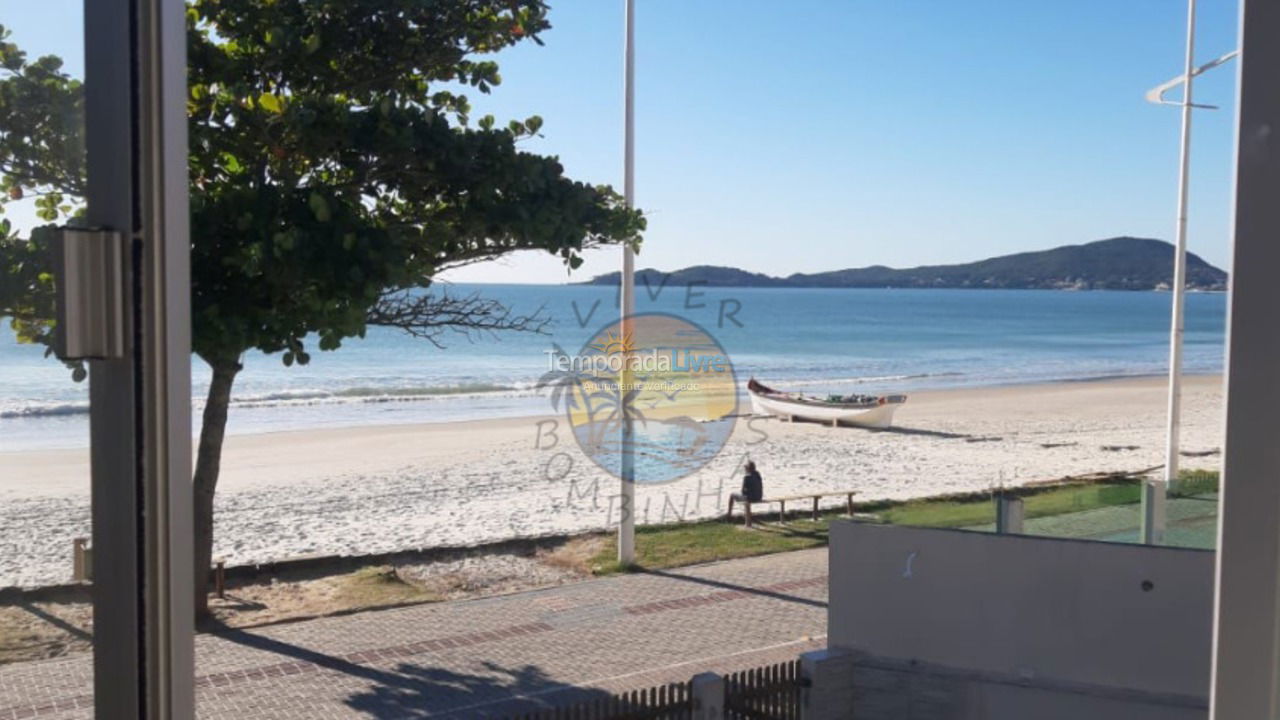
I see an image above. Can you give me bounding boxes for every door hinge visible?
[52,227,128,361]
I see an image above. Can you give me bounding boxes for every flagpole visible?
[618,0,636,566]
[1145,0,1198,545]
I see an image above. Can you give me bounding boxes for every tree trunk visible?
[193,357,241,618]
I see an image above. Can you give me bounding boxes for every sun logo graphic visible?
[587,329,635,355]
[539,313,738,485]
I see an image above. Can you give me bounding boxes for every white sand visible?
[0,375,1224,588]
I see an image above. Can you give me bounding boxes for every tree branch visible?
[366,289,550,348]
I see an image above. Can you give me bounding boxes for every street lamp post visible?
[618,0,637,566]
[1140,0,1237,545]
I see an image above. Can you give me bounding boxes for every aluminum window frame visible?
[84,0,193,716]
[1209,1,1280,717]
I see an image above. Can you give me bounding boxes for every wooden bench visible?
[726,491,857,528]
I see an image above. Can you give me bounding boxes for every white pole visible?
[1146,0,1198,545]
[618,0,636,566]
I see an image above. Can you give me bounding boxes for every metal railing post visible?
[995,493,1025,535]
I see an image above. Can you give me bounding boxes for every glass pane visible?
[17,2,1219,717]
[0,0,95,714]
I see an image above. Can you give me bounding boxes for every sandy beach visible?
[0,375,1224,588]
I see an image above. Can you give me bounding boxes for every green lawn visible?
[589,470,1219,574]
[589,518,831,574]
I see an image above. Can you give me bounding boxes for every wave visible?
[229,382,542,409]
[0,372,984,420]
[0,401,90,419]
[0,361,1222,423]
[1,382,544,419]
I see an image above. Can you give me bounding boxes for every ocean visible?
[0,284,1227,452]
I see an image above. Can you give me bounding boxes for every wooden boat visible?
[746,378,907,428]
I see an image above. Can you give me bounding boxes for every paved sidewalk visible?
[0,549,828,719]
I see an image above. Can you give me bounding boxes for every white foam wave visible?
[1,382,547,419]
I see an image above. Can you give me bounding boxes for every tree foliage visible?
[1,2,643,363]
[183,0,641,365]
[0,26,83,356]
[0,2,643,613]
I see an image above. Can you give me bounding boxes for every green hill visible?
[581,237,1227,291]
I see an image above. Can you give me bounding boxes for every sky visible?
[3,0,1242,284]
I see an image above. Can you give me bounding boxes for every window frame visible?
[84,0,194,716]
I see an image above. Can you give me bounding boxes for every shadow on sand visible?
[771,414,986,441]
[868,425,984,440]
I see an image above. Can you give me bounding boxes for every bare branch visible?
[366,289,551,348]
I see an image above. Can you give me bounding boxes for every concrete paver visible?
[0,548,828,719]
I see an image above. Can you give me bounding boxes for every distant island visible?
[581,237,1228,291]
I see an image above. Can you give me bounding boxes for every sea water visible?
[0,285,1227,451]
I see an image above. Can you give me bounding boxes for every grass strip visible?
[590,470,1218,574]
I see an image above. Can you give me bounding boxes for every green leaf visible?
[220,152,243,174]
[258,93,283,114]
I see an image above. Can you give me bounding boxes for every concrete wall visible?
[828,521,1214,719]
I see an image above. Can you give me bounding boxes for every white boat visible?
[747,378,907,428]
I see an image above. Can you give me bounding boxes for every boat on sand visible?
[747,378,907,428]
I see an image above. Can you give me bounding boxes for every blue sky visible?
[5,1,1241,284]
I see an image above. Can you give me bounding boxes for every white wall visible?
[828,521,1214,719]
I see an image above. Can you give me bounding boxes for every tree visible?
[0,2,643,616]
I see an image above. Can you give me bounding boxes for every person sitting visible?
[731,460,764,505]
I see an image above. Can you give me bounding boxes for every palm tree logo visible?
[541,313,738,484]
[536,342,591,415]
[538,340,648,450]
[583,378,647,450]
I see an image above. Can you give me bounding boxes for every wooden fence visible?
[510,681,693,720]
[501,658,806,720]
[725,659,804,720]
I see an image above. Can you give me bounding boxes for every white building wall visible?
[828,522,1214,719]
